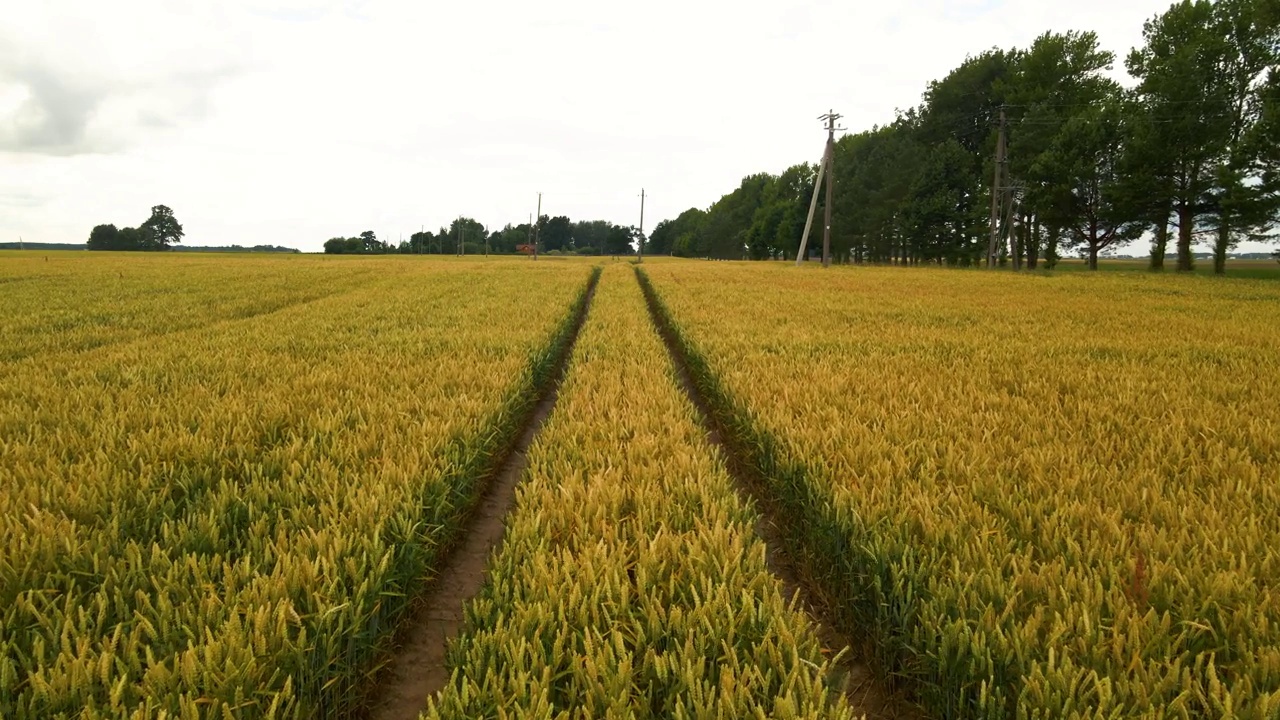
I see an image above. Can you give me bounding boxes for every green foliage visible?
[330,217,637,256]
[86,224,120,251]
[701,174,771,259]
[539,215,573,251]
[139,205,183,249]
[655,208,707,258]
[85,206,183,252]
[603,224,637,256]
[678,2,1278,272]
[570,219,614,253]
[117,227,146,250]
[1035,97,1146,268]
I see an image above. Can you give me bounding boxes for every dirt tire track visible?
[364,269,601,720]
[634,266,924,720]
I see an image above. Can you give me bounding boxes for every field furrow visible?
[640,262,1280,718]
[425,265,855,718]
[0,259,593,718]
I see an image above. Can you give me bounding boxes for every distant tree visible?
[702,174,771,259]
[744,163,812,260]
[662,208,708,257]
[648,219,677,256]
[117,227,145,250]
[488,224,530,254]
[407,230,435,254]
[571,220,615,253]
[324,237,357,254]
[603,225,637,256]
[541,215,574,251]
[447,218,487,253]
[139,205,184,250]
[86,224,120,251]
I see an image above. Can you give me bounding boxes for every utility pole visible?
[637,188,646,262]
[457,222,464,257]
[987,107,1008,269]
[533,192,542,261]
[796,110,843,267]
[820,110,841,268]
[484,224,489,256]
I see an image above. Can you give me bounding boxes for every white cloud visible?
[0,1,264,153]
[0,0,1270,253]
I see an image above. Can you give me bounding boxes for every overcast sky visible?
[1,0,1267,254]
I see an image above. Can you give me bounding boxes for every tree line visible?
[324,216,641,256]
[87,206,185,251]
[653,0,1279,273]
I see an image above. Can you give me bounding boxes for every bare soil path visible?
[634,268,924,720]
[365,273,599,720]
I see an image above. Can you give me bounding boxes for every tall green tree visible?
[358,230,381,253]
[914,52,1013,265]
[447,218,487,253]
[657,208,708,257]
[571,220,614,254]
[603,225,637,256]
[703,174,772,259]
[540,216,574,252]
[1036,99,1146,269]
[407,230,435,254]
[86,224,120,251]
[1005,31,1120,269]
[743,163,812,260]
[139,205,184,250]
[1128,0,1236,272]
[902,139,979,264]
[487,224,531,254]
[1205,0,1280,274]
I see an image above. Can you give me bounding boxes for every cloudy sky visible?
[1,0,1255,253]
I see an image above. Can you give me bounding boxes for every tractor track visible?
[364,269,600,720]
[635,266,923,720]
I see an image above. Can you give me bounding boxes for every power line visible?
[1002,98,1238,109]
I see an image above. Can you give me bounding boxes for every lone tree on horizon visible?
[87,205,184,251]
[140,205,184,250]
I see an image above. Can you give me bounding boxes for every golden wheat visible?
[0,256,592,718]
[641,262,1280,719]
[426,265,855,719]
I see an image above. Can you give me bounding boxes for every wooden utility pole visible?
[820,110,841,268]
[637,188,646,262]
[796,150,828,265]
[533,193,542,261]
[987,107,1008,269]
[796,110,843,267]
